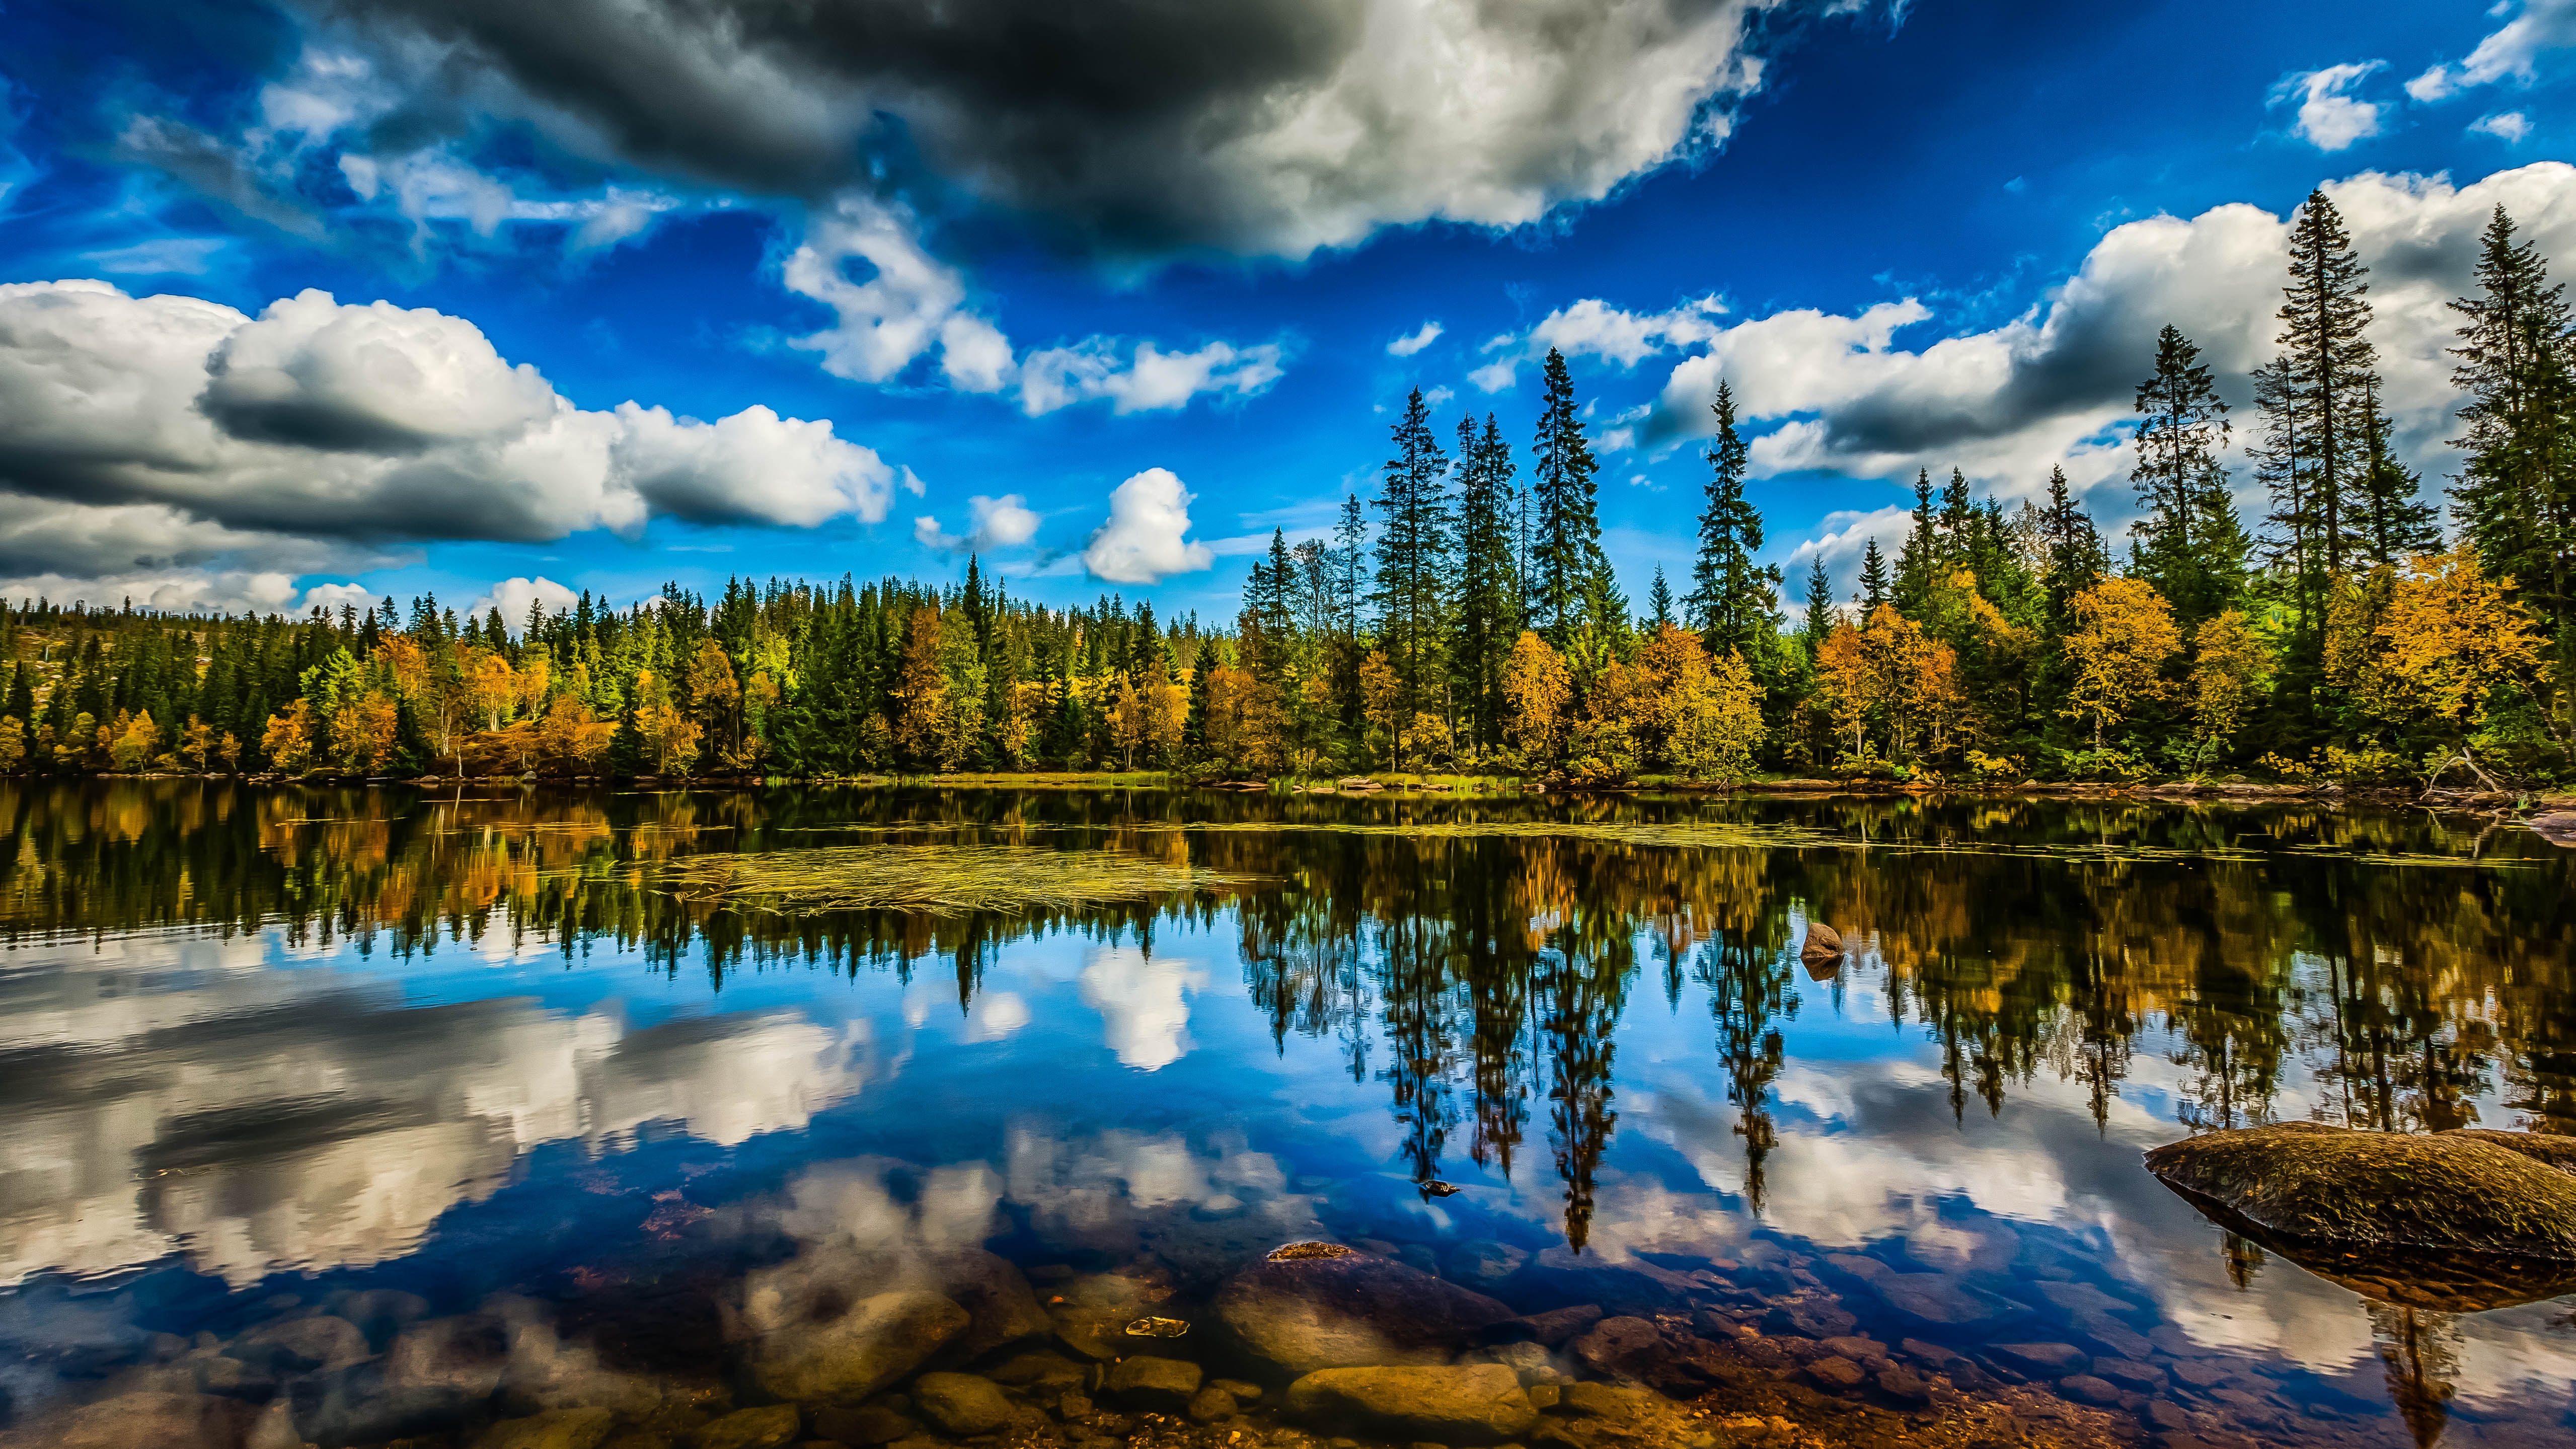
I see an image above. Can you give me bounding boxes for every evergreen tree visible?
[1647,567,1675,629]
[2449,203,2575,671]
[1373,387,1454,724]
[1893,470,1937,614]
[1859,539,1891,616]
[2131,325,2246,624]
[1529,349,1613,652]
[1332,494,1371,637]
[1800,557,1836,661]
[2354,377,2441,567]
[2038,466,2107,627]
[2266,188,2378,610]
[1686,380,1777,658]
[1456,413,1522,752]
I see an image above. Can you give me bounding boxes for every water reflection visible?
[2,779,2573,1447]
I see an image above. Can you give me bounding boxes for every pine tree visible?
[1373,387,1454,727]
[1800,557,1836,662]
[2354,377,2440,567]
[1456,413,1521,752]
[2039,466,2106,629]
[1332,494,1371,638]
[2450,203,2576,672]
[1529,349,1612,652]
[1647,567,1675,629]
[1686,380,1777,659]
[1859,539,1891,615]
[2267,188,2378,608]
[2131,325,2245,624]
[1893,469,1937,614]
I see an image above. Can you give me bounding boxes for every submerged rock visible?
[912,1372,1012,1435]
[1822,1253,2023,1328]
[22,1392,258,1449]
[1104,1355,1202,1412]
[1215,1246,1516,1376]
[2145,1123,2576,1262]
[743,1289,968,1403]
[1282,1363,1536,1445]
[472,1407,616,1449]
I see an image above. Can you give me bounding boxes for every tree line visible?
[1,191,2568,786]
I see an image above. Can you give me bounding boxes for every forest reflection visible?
[6,778,2570,1256]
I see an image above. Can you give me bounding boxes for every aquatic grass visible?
[650,843,1248,916]
[1108,819,2541,868]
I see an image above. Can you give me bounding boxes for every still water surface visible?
[2,782,2571,1448]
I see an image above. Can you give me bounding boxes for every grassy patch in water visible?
[651,843,1244,915]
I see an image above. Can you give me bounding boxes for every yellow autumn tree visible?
[2062,577,2180,752]
[109,710,161,772]
[2360,547,2560,784]
[1498,631,1571,772]
[1813,623,1878,766]
[890,607,961,770]
[2186,609,2270,766]
[330,696,401,772]
[261,700,316,772]
[631,668,701,776]
[1201,664,1285,775]
[535,693,618,772]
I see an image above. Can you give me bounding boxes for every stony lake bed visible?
[2,780,2572,1449]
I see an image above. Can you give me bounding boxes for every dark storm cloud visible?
[300,0,1790,257]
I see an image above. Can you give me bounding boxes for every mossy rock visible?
[2146,1123,2576,1307]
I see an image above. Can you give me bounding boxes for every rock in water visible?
[2437,1128,2576,1173]
[744,1289,969,1402]
[1800,922,1844,960]
[473,1407,617,1449]
[2144,1123,2576,1261]
[1283,1363,1537,1444]
[912,1374,1013,1436]
[2526,810,2576,846]
[1215,1248,1517,1376]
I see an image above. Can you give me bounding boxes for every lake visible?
[2,780,2570,1449]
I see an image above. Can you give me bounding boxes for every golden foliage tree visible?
[2186,609,2271,765]
[1499,631,1571,772]
[260,700,316,773]
[2358,547,2562,781]
[2062,578,2180,751]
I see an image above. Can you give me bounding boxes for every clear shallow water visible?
[2,780,2572,1449]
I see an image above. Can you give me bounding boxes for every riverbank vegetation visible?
[2,195,2568,788]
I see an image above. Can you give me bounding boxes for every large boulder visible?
[742,1288,968,1403]
[1821,1254,2023,1329]
[1282,1363,1537,1445]
[1215,1244,1516,1377]
[2145,1123,2576,1260]
[15,1392,257,1449]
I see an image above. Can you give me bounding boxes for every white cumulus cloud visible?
[469,577,580,630]
[1387,321,1444,356]
[0,280,900,607]
[914,493,1043,554]
[1018,339,1285,417]
[2471,110,2536,142]
[2273,62,2387,152]
[1081,468,1215,585]
[1620,162,2576,528]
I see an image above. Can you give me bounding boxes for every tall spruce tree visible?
[1456,412,1522,751]
[1800,557,1836,661]
[2265,188,2378,621]
[1892,469,1938,614]
[1859,539,1890,615]
[2450,203,2575,668]
[1529,349,1616,653]
[1373,387,1454,722]
[1647,567,1675,629]
[2353,377,2440,567]
[1332,495,1371,637]
[2131,326,2247,624]
[2038,466,2107,627]
[1686,380,1777,659]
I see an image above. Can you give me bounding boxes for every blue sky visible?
[5,0,2575,625]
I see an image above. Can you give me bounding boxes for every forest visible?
[1,192,2569,789]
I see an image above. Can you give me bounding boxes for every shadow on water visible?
[2,778,2573,1448]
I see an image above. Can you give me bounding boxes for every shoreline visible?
[15,770,2572,820]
